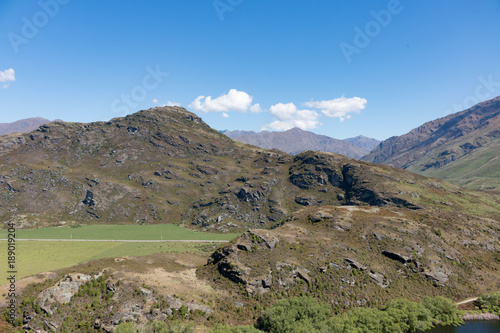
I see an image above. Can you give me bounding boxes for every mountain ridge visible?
[0,117,53,135]
[363,96,500,190]
[222,128,379,158]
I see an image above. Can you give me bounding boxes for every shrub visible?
[422,296,463,326]
[259,296,331,333]
[211,324,261,332]
[477,292,500,315]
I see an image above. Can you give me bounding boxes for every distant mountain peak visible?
[0,117,53,135]
[222,127,379,158]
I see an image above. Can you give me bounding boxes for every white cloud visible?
[262,102,320,131]
[250,103,263,113]
[304,96,367,121]
[165,101,181,106]
[222,112,229,118]
[189,89,259,113]
[0,68,15,89]
[153,98,159,104]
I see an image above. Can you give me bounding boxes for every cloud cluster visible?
[263,103,320,131]
[0,68,15,89]
[188,89,367,130]
[189,89,261,114]
[304,96,367,121]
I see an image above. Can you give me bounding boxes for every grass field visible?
[0,240,222,282]
[0,224,240,282]
[0,224,239,241]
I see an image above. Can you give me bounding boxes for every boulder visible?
[311,211,333,223]
[382,250,412,264]
[345,258,367,271]
[36,274,92,316]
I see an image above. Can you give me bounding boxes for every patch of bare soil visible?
[109,252,222,300]
[0,271,58,307]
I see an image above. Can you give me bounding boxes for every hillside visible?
[363,96,500,190]
[201,203,500,315]
[221,128,374,158]
[1,107,499,231]
[2,108,500,331]
[0,117,52,135]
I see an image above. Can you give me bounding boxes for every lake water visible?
[428,321,500,333]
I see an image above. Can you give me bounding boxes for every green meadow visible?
[0,241,223,282]
[0,224,239,241]
[0,224,240,282]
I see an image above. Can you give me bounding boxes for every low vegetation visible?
[209,296,463,333]
[477,292,500,315]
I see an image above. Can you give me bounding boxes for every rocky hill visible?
[0,117,53,135]
[201,203,499,314]
[1,107,498,231]
[221,128,376,158]
[2,107,500,331]
[363,96,500,190]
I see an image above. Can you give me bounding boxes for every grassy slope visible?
[0,240,221,281]
[412,139,500,190]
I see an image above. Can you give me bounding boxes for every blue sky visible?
[1,0,500,140]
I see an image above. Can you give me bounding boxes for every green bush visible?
[115,322,136,333]
[211,324,261,332]
[477,292,500,315]
[329,307,404,333]
[384,298,433,332]
[422,296,463,326]
[259,296,331,333]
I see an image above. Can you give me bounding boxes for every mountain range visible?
[1,106,499,331]
[221,128,380,159]
[363,96,500,190]
[0,117,53,135]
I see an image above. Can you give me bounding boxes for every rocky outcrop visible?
[382,251,412,264]
[423,266,449,285]
[368,272,391,288]
[345,258,367,271]
[36,274,93,315]
[207,229,279,287]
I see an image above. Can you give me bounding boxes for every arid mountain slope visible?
[0,117,52,135]
[1,106,499,230]
[363,96,500,189]
[222,128,374,158]
[201,203,500,319]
